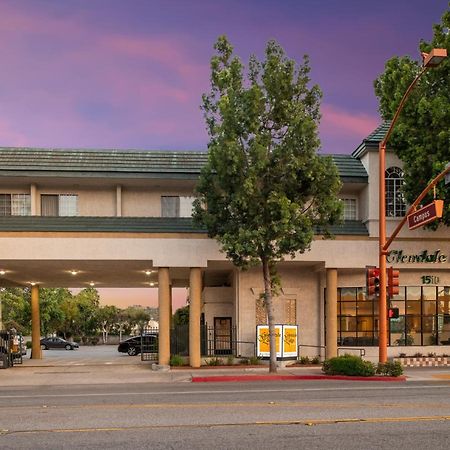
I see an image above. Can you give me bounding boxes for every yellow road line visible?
[2,415,450,436]
[2,400,450,412]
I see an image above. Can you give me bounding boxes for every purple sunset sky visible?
[1,1,448,308]
[0,0,447,156]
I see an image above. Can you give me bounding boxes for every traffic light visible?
[388,308,399,319]
[387,267,400,297]
[366,267,380,296]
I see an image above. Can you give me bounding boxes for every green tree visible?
[0,288,31,334]
[124,306,151,335]
[193,36,342,372]
[173,305,189,326]
[39,288,71,336]
[374,8,450,226]
[97,305,119,343]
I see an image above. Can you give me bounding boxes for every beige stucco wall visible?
[237,266,322,357]
[121,188,194,217]
[79,189,116,216]
[202,286,235,326]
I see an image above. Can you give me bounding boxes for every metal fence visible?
[140,327,159,362]
[140,324,255,361]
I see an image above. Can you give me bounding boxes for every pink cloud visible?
[321,104,379,138]
[0,119,29,146]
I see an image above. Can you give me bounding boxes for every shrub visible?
[299,356,310,365]
[26,340,32,349]
[311,356,320,364]
[169,354,185,367]
[89,337,99,346]
[376,361,403,377]
[427,352,436,358]
[248,355,261,365]
[398,352,407,358]
[205,357,222,366]
[226,355,235,366]
[413,352,423,357]
[322,354,375,377]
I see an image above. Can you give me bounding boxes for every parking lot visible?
[21,344,148,367]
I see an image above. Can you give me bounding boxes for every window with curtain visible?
[385,167,406,217]
[342,198,357,220]
[0,193,31,216]
[161,196,180,217]
[41,194,78,216]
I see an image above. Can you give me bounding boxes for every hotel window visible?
[0,193,31,216]
[41,194,78,216]
[385,167,406,217]
[161,196,194,217]
[342,198,357,220]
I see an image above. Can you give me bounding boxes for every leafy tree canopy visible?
[374,8,450,225]
[193,36,342,371]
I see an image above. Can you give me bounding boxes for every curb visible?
[192,374,407,383]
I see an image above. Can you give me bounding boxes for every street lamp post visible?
[378,48,447,363]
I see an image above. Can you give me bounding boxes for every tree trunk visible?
[262,258,277,373]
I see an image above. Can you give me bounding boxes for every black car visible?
[40,337,79,350]
[118,335,158,356]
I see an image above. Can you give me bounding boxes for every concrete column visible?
[31,285,42,359]
[158,268,171,366]
[30,184,38,215]
[325,268,338,359]
[116,185,122,217]
[189,268,202,368]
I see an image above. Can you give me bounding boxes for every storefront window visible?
[336,285,450,346]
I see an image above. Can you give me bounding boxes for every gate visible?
[140,327,159,362]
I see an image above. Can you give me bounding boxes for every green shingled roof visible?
[0,147,367,181]
[352,121,391,158]
[0,216,368,236]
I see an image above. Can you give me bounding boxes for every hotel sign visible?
[407,200,443,230]
[387,249,448,264]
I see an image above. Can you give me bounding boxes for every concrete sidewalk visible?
[1,360,449,387]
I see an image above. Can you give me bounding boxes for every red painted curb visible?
[191,374,407,383]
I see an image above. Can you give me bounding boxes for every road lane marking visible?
[2,415,450,436]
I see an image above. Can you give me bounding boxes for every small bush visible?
[311,356,320,365]
[205,357,222,366]
[322,354,375,377]
[299,356,310,365]
[413,352,423,357]
[376,361,403,377]
[26,341,32,349]
[226,355,235,366]
[248,355,261,365]
[169,354,185,367]
[427,352,436,358]
[398,353,407,358]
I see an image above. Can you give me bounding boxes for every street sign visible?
[446,162,450,185]
[407,200,444,230]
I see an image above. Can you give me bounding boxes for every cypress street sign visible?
[407,200,444,230]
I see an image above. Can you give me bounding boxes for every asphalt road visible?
[1,380,450,449]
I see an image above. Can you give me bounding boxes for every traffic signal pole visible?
[377,49,447,363]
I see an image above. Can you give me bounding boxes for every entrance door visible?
[214,317,232,355]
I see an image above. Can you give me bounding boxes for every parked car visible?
[118,334,158,356]
[40,337,79,350]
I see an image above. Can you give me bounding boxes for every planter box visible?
[393,356,449,367]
